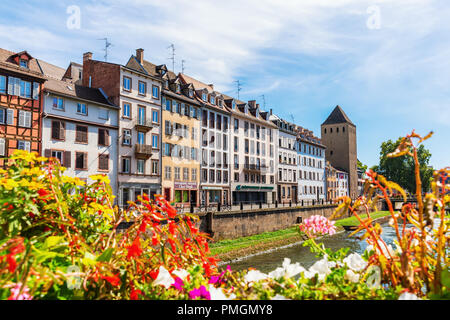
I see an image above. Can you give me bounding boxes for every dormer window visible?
[218,99,222,107]
[20,59,28,68]
[244,104,248,114]
[210,95,215,105]
[232,100,236,110]
[164,80,169,88]
[202,93,207,101]
[176,84,180,93]
[189,89,193,98]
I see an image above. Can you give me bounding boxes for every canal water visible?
[224,221,404,273]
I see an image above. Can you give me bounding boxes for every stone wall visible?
[197,201,384,241]
[197,204,338,241]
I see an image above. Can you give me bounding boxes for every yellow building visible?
[160,70,201,207]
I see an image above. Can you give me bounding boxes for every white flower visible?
[152,266,174,288]
[345,269,360,283]
[209,285,236,300]
[172,269,189,281]
[271,294,290,300]
[411,239,419,247]
[343,253,367,272]
[398,292,420,300]
[244,270,268,283]
[307,258,333,281]
[268,258,305,279]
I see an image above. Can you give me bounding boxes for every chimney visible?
[83,52,93,63]
[136,48,144,65]
[270,109,273,115]
[248,100,256,108]
[256,103,260,109]
[208,84,214,90]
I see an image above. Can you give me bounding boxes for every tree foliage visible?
[371,137,433,193]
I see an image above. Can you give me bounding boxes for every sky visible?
[0,0,448,169]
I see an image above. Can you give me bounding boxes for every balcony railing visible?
[134,118,153,132]
[135,144,153,157]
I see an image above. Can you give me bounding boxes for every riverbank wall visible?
[197,202,383,241]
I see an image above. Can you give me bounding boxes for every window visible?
[122,157,131,173]
[216,114,222,130]
[138,106,146,125]
[98,129,110,146]
[183,168,189,181]
[174,167,181,181]
[51,120,65,140]
[152,110,159,123]
[19,59,28,68]
[18,140,30,151]
[19,80,31,98]
[123,103,131,118]
[123,129,131,145]
[152,85,159,98]
[152,160,159,175]
[99,108,109,120]
[209,170,215,183]
[75,125,88,143]
[75,152,87,170]
[137,131,145,145]
[77,103,87,115]
[99,154,109,171]
[152,134,159,149]
[202,93,207,101]
[165,166,171,180]
[0,76,6,94]
[123,76,131,91]
[138,81,146,95]
[18,110,31,127]
[234,172,239,182]
[165,99,172,112]
[244,121,249,136]
[234,119,239,133]
[209,112,215,128]
[137,159,145,174]
[191,168,197,181]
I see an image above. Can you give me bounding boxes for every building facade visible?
[83,50,163,208]
[321,105,358,199]
[270,114,298,204]
[296,127,326,202]
[336,168,349,198]
[179,74,231,206]
[0,49,45,166]
[41,61,119,196]
[225,99,277,205]
[159,71,201,207]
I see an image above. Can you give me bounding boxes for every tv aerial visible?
[98,38,113,62]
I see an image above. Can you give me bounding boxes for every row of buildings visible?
[0,47,360,208]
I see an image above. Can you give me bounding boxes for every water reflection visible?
[225,222,409,273]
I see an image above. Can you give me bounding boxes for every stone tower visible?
[321,106,358,199]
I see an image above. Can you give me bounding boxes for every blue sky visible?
[0,0,448,169]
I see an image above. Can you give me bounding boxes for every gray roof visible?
[322,105,355,126]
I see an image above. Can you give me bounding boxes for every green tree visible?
[372,138,433,193]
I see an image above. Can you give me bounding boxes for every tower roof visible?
[322,105,355,126]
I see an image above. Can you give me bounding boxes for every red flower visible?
[101,274,121,287]
[130,288,142,300]
[6,255,17,273]
[127,237,143,259]
[168,221,177,235]
[149,269,159,280]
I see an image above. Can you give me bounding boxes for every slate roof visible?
[322,105,355,126]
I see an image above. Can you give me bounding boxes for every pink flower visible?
[189,285,211,300]
[300,215,336,237]
[8,283,32,300]
[172,277,184,291]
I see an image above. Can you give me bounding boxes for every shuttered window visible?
[51,120,65,140]
[0,76,6,94]
[18,110,31,127]
[17,140,30,151]
[98,128,109,146]
[32,82,39,100]
[99,154,109,171]
[75,152,87,170]
[75,125,88,143]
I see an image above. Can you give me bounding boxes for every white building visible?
[336,168,349,198]
[270,113,298,204]
[40,60,119,196]
[296,127,327,203]
[225,99,278,205]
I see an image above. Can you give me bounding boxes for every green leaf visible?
[96,248,114,262]
[42,236,66,249]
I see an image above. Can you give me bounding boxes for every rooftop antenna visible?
[290,113,295,124]
[181,59,186,74]
[234,80,242,100]
[98,38,113,62]
[259,94,266,110]
[167,44,175,72]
